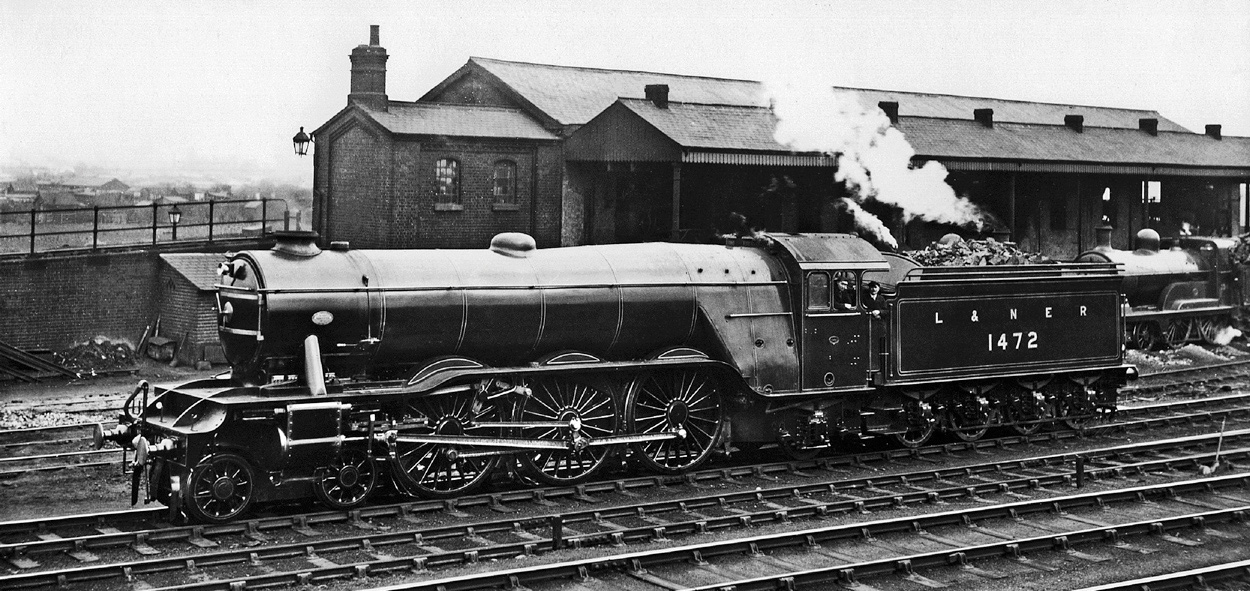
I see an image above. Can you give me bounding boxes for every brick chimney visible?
[1139,118,1158,136]
[645,84,669,108]
[878,101,899,124]
[349,25,389,111]
[1065,114,1084,133]
[1206,124,1222,140]
[974,108,994,128]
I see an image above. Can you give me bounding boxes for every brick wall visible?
[328,125,393,248]
[0,241,267,354]
[0,251,158,351]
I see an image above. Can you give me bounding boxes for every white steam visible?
[1213,326,1242,346]
[840,198,898,249]
[769,81,988,236]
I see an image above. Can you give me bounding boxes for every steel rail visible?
[135,475,1250,591]
[1073,558,1250,591]
[4,431,1248,587]
[2,393,1247,539]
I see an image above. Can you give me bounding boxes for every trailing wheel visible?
[625,369,725,474]
[313,448,377,510]
[515,376,619,485]
[184,454,254,524]
[391,389,502,498]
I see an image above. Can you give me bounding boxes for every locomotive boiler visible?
[1076,228,1245,349]
[98,231,1134,523]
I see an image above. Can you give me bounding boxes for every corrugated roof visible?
[898,117,1250,168]
[361,102,559,140]
[161,253,226,291]
[617,99,787,151]
[834,87,1191,132]
[463,57,769,125]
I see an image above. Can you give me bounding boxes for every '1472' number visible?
[988,331,1038,351]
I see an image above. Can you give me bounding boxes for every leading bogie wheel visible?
[314,448,377,510]
[625,369,725,474]
[515,376,619,485]
[391,389,502,498]
[185,453,255,524]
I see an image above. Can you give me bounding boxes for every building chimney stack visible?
[1065,114,1084,133]
[1206,124,1222,140]
[349,25,389,111]
[878,101,899,124]
[1139,118,1158,136]
[644,84,669,108]
[974,108,994,128]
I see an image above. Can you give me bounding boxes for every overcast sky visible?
[2,0,1247,187]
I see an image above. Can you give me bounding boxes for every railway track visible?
[4,384,1249,480]
[3,422,1249,589]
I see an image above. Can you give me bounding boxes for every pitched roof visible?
[617,99,787,151]
[161,253,226,291]
[898,117,1250,168]
[359,102,559,140]
[445,57,769,126]
[836,87,1191,132]
[61,176,125,189]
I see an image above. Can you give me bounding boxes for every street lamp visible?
[293,126,313,156]
[169,205,182,240]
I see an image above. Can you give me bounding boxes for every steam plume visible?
[839,198,897,249]
[769,81,988,233]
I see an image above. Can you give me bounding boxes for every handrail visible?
[0,198,293,255]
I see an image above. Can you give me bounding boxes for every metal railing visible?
[0,198,294,255]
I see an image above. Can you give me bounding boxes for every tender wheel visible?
[314,448,377,510]
[946,397,991,442]
[391,389,501,498]
[894,400,936,448]
[184,454,254,524]
[515,377,619,485]
[1055,380,1096,431]
[625,369,725,474]
[1002,383,1047,436]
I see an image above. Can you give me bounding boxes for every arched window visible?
[435,158,460,204]
[493,160,517,204]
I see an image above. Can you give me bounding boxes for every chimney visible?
[878,101,899,124]
[644,84,669,108]
[974,108,994,128]
[1139,118,1158,136]
[1206,124,1222,140]
[1065,114,1084,133]
[349,25,389,111]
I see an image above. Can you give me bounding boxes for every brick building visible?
[312,27,1250,258]
[158,253,227,366]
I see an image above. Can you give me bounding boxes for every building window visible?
[435,158,460,204]
[493,160,517,204]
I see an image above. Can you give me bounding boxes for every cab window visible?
[833,272,858,312]
[806,272,830,310]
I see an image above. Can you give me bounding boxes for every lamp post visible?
[293,127,313,156]
[169,205,182,241]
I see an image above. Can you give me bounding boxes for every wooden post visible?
[92,205,99,249]
[208,200,215,242]
[29,208,36,254]
[151,202,158,244]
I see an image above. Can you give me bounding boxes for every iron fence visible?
[0,198,296,255]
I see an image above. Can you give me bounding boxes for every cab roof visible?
[765,233,891,271]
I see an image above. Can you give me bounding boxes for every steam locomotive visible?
[97,231,1134,523]
[1077,228,1246,350]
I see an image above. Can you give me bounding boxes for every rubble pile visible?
[54,339,136,373]
[907,237,1053,267]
